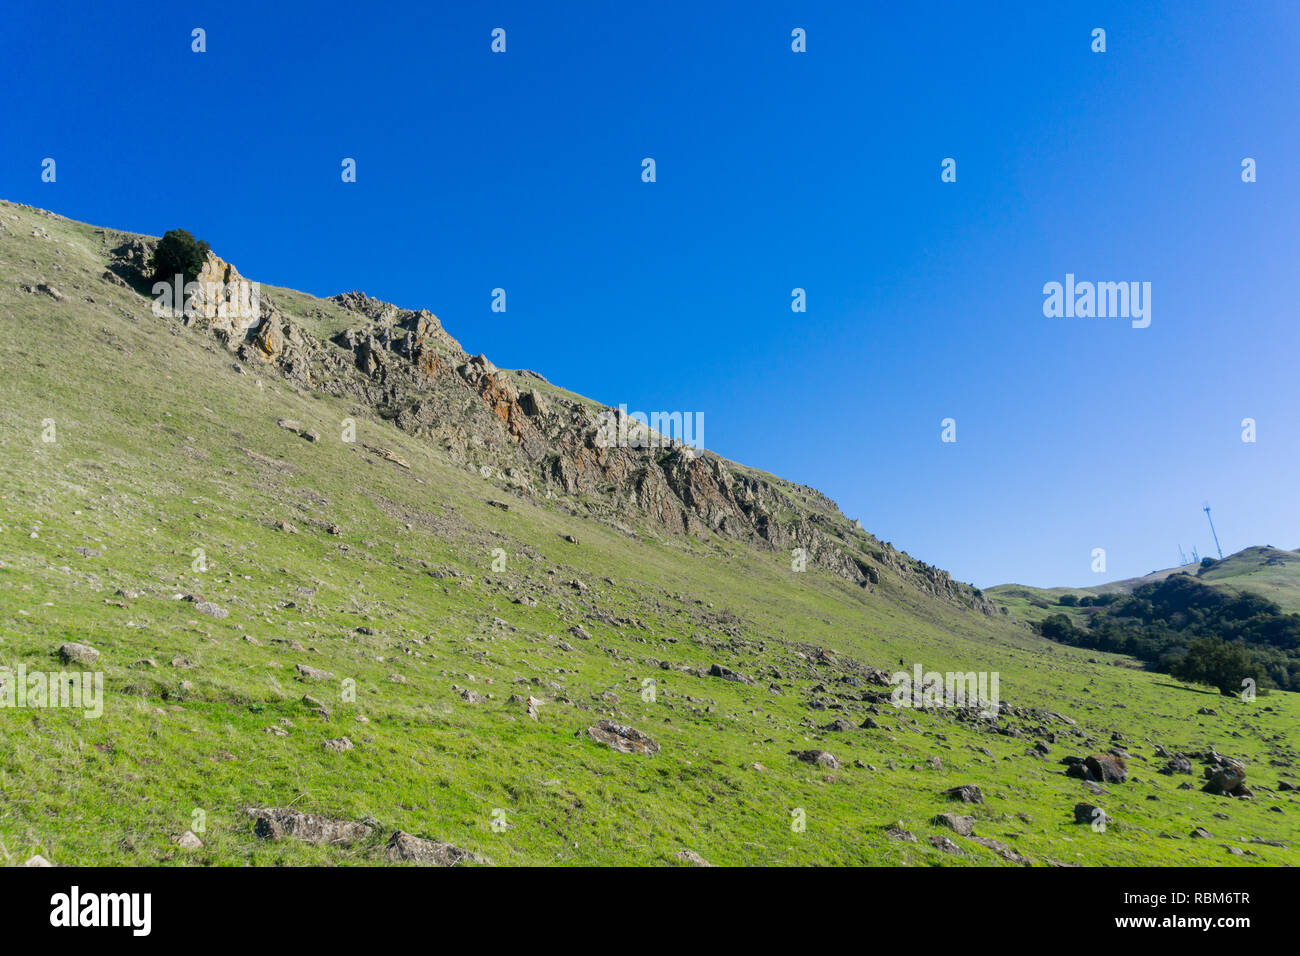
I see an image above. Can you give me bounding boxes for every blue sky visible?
[3,1,1297,588]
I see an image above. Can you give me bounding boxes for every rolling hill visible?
[989,546,1300,628]
[1,200,1296,867]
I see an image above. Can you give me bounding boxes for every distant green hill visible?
[989,546,1300,627]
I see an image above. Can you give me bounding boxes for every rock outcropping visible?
[107,242,993,611]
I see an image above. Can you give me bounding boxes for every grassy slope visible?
[0,201,1296,867]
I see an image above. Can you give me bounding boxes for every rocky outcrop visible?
[109,242,995,613]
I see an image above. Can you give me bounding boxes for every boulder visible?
[931,812,975,837]
[708,663,754,684]
[1074,803,1110,826]
[248,808,373,845]
[790,749,839,770]
[58,642,99,666]
[1159,754,1193,775]
[295,663,334,681]
[1084,754,1128,784]
[587,719,660,756]
[674,850,712,866]
[384,830,488,866]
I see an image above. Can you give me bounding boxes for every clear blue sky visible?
[3,1,1297,589]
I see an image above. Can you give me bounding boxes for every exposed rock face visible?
[108,244,995,612]
[187,253,263,338]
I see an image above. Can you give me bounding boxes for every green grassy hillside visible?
[990,546,1300,629]
[1,201,1296,866]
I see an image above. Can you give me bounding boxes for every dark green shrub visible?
[150,228,210,283]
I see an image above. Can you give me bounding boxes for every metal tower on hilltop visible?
[1203,502,1224,560]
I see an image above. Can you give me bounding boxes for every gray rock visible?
[58,642,99,666]
[790,749,839,770]
[384,830,488,866]
[708,663,753,684]
[295,663,334,681]
[587,719,660,756]
[931,812,975,837]
[248,808,372,845]
[1074,803,1110,826]
[674,849,712,866]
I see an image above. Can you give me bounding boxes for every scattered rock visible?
[1202,756,1250,797]
[1159,754,1193,776]
[1074,803,1110,826]
[708,663,753,684]
[969,836,1032,865]
[943,785,984,804]
[384,830,488,866]
[928,834,965,855]
[931,812,975,837]
[322,737,354,753]
[58,642,99,666]
[587,719,660,755]
[248,808,372,845]
[175,831,203,850]
[884,823,917,842]
[1084,754,1128,784]
[790,749,839,770]
[674,849,712,866]
[295,663,334,681]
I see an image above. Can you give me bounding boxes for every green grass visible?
[1,200,1297,867]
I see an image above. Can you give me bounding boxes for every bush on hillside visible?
[150,229,210,283]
